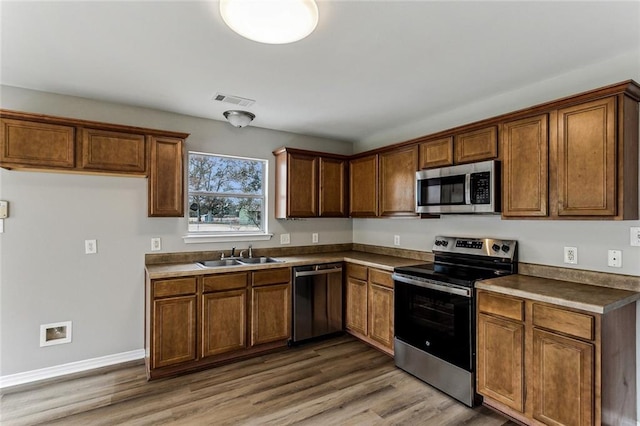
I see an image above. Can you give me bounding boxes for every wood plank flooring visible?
[1,336,515,425]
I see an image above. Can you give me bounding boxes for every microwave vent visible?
[212,93,255,107]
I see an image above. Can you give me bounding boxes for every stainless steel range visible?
[393,236,518,407]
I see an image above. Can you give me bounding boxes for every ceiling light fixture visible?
[223,110,256,128]
[219,0,319,44]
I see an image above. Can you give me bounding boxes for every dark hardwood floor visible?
[1,336,515,425]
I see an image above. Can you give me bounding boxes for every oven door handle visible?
[392,273,472,298]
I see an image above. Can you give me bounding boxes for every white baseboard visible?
[0,349,145,389]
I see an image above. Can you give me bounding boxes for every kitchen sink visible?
[237,257,283,265]
[197,259,241,268]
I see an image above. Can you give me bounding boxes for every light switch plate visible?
[631,227,640,247]
[312,233,318,244]
[280,233,290,245]
[0,200,7,218]
[85,239,97,254]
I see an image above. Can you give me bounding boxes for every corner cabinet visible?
[477,288,637,426]
[273,147,348,218]
[345,263,394,355]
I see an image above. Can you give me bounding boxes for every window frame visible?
[183,151,272,244]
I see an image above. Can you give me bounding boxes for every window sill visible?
[183,233,273,244]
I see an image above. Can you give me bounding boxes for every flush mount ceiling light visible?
[223,110,256,128]
[219,0,319,44]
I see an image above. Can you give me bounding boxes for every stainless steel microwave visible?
[416,160,500,214]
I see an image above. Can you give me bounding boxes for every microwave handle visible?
[465,174,471,205]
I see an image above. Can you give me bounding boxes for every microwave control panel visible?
[470,172,491,204]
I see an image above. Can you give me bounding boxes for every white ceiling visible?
[1,1,639,143]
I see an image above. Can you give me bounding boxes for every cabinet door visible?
[349,155,378,217]
[319,157,347,217]
[79,128,146,174]
[379,146,419,217]
[501,114,549,217]
[287,152,318,217]
[477,313,524,412]
[454,126,498,164]
[368,282,394,350]
[532,328,594,426]
[557,97,616,216]
[152,295,197,369]
[202,289,247,357]
[148,136,184,217]
[419,137,454,169]
[345,276,368,336]
[0,118,75,169]
[251,283,291,346]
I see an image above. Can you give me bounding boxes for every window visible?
[187,152,268,239]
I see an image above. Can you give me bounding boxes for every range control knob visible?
[492,243,500,252]
[442,240,449,247]
[435,240,442,246]
[501,244,511,253]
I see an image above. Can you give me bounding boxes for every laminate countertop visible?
[145,251,423,280]
[476,274,640,314]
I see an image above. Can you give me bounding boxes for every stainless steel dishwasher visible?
[292,262,343,344]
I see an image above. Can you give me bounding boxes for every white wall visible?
[0,85,353,376]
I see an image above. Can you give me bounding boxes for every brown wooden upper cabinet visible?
[379,145,419,217]
[501,114,549,217]
[350,146,418,218]
[79,128,146,174]
[0,109,189,218]
[349,154,379,217]
[501,92,639,220]
[148,136,184,217]
[274,147,347,218]
[0,118,76,169]
[419,136,454,169]
[454,126,498,164]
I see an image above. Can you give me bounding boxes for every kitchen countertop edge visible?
[145,251,422,280]
[476,275,640,314]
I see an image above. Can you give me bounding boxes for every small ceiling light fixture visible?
[219,0,319,44]
[223,110,256,128]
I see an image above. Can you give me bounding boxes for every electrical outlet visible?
[563,246,577,264]
[607,249,622,268]
[85,239,97,254]
[394,235,400,246]
[312,233,319,244]
[631,227,640,247]
[151,237,161,251]
[280,233,290,245]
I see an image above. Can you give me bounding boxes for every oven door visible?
[393,275,473,371]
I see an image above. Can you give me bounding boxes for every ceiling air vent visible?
[212,93,255,107]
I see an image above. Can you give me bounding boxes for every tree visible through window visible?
[188,152,267,233]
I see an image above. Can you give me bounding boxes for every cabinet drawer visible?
[347,263,368,281]
[369,268,393,289]
[252,268,291,287]
[203,272,248,292]
[478,292,524,321]
[533,304,594,341]
[153,277,197,298]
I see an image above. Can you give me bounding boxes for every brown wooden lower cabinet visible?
[145,268,291,379]
[345,263,394,355]
[476,289,636,426]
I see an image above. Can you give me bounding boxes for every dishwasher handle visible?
[294,267,343,278]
